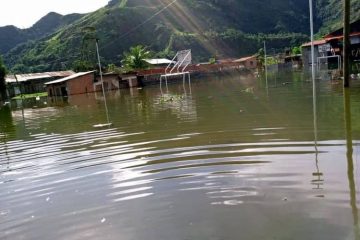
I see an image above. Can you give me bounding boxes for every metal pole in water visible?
[96,39,111,126]
[309,0,316,84]
[264,41,268,93]
[188,73,192,95]
[343,0,351,87]
[309,0,317,151]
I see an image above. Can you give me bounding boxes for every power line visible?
[12,0,179,70]
[100,0,178,50]
[119,0,178,40]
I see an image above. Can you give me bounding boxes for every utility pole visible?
[95,39,111,126]
[309,0,316,80]
[343,0,351,87]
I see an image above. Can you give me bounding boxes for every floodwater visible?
[1,71,360,240]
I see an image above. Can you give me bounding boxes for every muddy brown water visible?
[1,71,360,240]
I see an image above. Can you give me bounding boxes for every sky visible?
[0,0,110,28]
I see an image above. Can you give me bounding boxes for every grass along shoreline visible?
[12,92,48,100]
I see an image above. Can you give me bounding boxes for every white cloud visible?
[0,0,109,28]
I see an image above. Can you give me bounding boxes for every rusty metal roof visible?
[324,32,360,40]
[301,40,327,47]
[45,71,95,85]
[6,71,75,83]
[234,55,257,63]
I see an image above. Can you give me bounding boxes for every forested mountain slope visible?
[0,12,83,55]
[2,0,360,72]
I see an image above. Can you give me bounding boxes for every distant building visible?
[93,72,139,91]
[45,71,95,97]
[324,19,360,64]
[284,54,302,69]
[6,71,75,97]
[301,40,327,68]
[302,19,360,70]
[233,56,257,69]
[93,73,121,92]
[144,58,175,68]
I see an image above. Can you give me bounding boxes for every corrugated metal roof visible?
[6,71,75,83]
[324,32,360,40]
[301,40,327,47]
[234,56,257,63]
[45,71,95,85]
[144,59,175,65]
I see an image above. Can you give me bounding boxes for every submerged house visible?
[45,71,95,97]
[5,71,75,97]
[93,72,139,92]
[233,56,257,69]
[301,40,328,68]
[93,72,121,92]
[302,19,360,70]
[324,20,360,65]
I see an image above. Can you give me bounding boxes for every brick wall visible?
[67,73,95,95]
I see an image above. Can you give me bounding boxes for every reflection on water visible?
[0,106,15,140]
[1,71,360,239]
[344,89,360,240]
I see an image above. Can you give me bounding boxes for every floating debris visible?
[242,87,254,93]
[101,218,106,223]
[93,123,113,128]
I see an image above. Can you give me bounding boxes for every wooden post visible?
[343,0,351,87]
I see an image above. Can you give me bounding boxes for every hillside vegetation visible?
[316,0,360,35]
[2,0,360,72]
[0,12,83,55]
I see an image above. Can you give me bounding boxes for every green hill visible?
[0,12,83,55]
[2,0,360,72]
[316,0,360,35]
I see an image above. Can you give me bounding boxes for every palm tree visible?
[122,45,151,71]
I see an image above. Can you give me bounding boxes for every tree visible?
[291,46,302,55]
[209,57,216,64]
[0,55,7,100]
[256,48,265,66]
[81,27,97,66]
[121,45,151,71]
[72,60,94,72]
[12,63,30,73]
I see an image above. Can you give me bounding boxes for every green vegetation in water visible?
[159,94,185,103]
[12,92,48,100]
[265,56,279,66]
